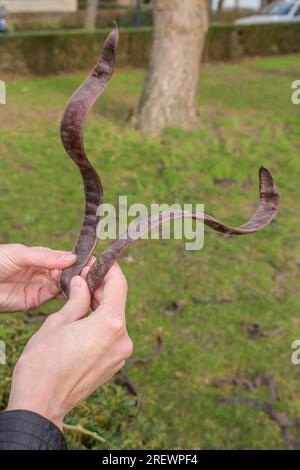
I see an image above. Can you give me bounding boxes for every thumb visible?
[59,276,91,322]
[20,246,76,270]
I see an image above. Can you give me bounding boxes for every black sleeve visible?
[0,410,67,450]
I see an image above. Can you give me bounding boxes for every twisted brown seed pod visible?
[86,166,279,293]
[60,29,280,298]
[60,28,119,297]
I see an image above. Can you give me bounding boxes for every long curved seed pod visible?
[86,167,279,294]
[60,28,119,297]
[59,30,280,298]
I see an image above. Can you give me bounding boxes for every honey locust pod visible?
[59,28,280,298]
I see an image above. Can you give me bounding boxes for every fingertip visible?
[87,255,97,267]
[58,252,77,265]
[61,276,91,321]
[70,275,87,294]
[80,255,97,278]
[81,266,90,279]
[69,275,91,305]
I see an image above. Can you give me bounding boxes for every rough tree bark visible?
[130,0,208,136]
[84,0,98,30]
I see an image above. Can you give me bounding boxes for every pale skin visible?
[0,244,133,431]
[0,244,77,312]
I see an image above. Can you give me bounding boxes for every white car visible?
[235,0,300,25]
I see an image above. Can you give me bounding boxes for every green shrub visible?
[205,22,300,61]
[1,23,300,75]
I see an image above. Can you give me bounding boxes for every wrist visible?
[6,402,64,432]
[7,359,64,431]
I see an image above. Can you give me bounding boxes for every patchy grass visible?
[1,55,300,449]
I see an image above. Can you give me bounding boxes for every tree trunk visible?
[130,0,208,136]
[84,0,98,30]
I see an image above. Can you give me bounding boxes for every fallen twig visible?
[128,336,162,366]
[243,323,283,338]
[63,423,106,443]
[114,369,139,402]
[217,373,300,449]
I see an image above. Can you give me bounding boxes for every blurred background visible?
[1,0,300,450]
[0,0,292,30]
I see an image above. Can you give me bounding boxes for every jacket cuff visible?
[0,410,67,450]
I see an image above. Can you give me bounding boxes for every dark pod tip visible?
[259,166,272,179]
[102,25,119,66]
[258,166,280,200]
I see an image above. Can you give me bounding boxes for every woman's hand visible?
[0,244,76,312]
[7,263,133,430]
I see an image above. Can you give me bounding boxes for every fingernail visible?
[71,276,82,292]
[59,253,76,262]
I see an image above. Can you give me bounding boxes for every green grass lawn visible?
[1,55,300,449]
